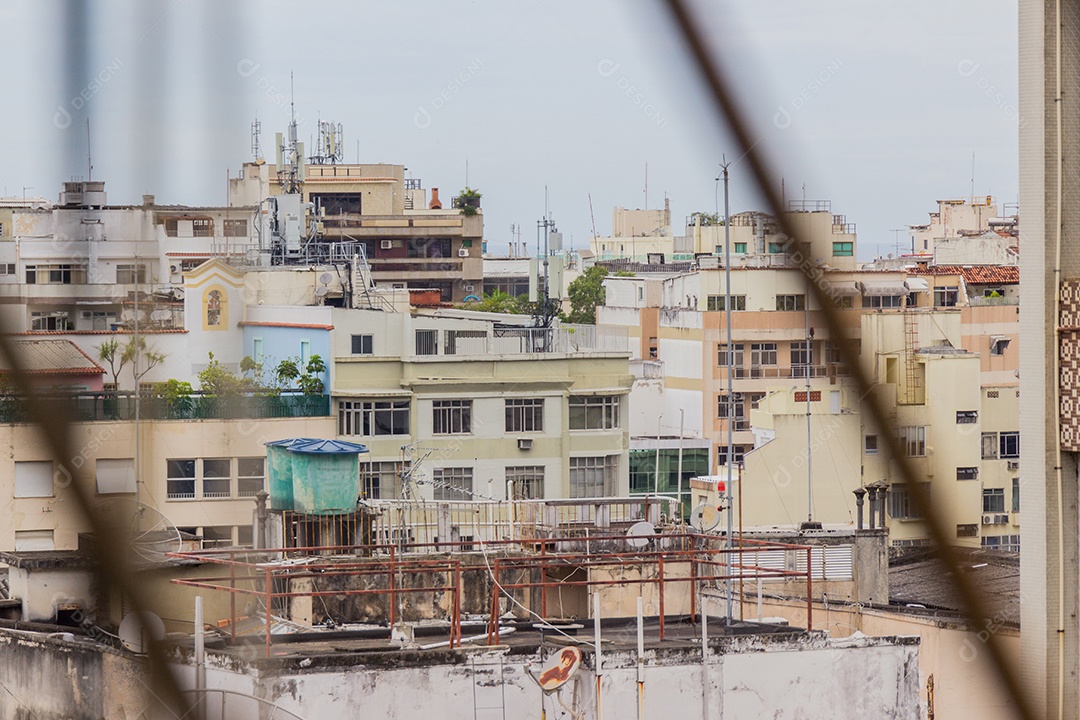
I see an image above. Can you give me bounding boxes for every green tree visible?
[122,336,165,388]
[465,290,529,314]
[197,352,255,396]
[96,338,127,387]
[563,265,609,324]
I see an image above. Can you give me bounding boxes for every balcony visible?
[729,365,828,379]
[0,392,331,423]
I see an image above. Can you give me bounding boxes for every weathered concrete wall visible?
[7,566,94,622]
[0,629,149,720]
[175,633,920,719]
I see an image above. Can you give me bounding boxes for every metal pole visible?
[636,596,645,720]
[677,409,685,522]
[805,277,813,526]
[722,161,734,624]
[653,414,663,495]
[593,591,604,720]
[194,595,204,712]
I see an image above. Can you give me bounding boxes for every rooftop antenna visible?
[465,158,469,187]
[588,193,598,243]
[86,118,93,181]
[251,116,262,161]
[971,150,976,199]
[644,162,648,209]
[891,228,906,257]
[719,157,736,623]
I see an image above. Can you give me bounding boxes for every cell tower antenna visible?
[251,116,262,160]
[588,193,598,241]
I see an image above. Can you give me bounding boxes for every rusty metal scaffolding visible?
[168,533,814,658]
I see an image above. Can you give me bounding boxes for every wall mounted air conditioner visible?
[381,240,393,250]
[517,438,533,451]
[458,248,469,257]
[1007,460,1020,471]
[464,285,475,293]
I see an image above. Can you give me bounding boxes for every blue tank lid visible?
[286,438,368,455]
[264,437,323,448]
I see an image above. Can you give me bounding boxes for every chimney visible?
[853,487,867,530]
[429,188,442,210]
[142,194,155,207]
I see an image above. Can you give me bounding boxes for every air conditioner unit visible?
[81,311,92,319]
[1007,460,1019,471]
[380,240,393,250]
[464,284,475,293]
[981,513,995,525]
[995,513,1009,525]
[982,513,1008,525]
[169,264,179,274]
[458,248,469,257]
[517,438,533,451]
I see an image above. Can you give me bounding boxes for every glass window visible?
[897,426,926,457]
[351,334,373,354]
[717,343,744,368]
[432,467,474,500]
[569,456,616,498]
[865,435,878,454]
[223,219,248,236]
[790,340,814,368]
[202,458,231,498]
[956,467,979,480]
[339,399,410,436]
[733,242,747,253]
[832,241,854,257]
[776,294,805,311]
[956,411,978,424]
[167,459,196,499]
[415,329,438,355]
[934,286,959,307]
[192,218,213,237]
[568,396,620,430]
[433,399,472,434]
[506,466,545,499]
[750,343,777,366]
[707,295,746,311]
[1000,432,1020,459]
[362,461,405,500]
[983,488,1006,513]
[116,264,148,284]
[1012,477,1020,512]
[982,432,998,459]
[237,458,265,497]
[505,398,544,433]
[865,295,903,309]
[888,483,928,520]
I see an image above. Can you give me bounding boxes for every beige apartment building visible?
[600,257,1020,548]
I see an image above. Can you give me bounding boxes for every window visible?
[300,340,311,365]
[983,488,1006,513]
[311,192,362,215]
[339,400,410,436]
[507,466,545,499]
[716,444,747,468]
[433,399,472,434]
[768,242,786,254]
[982,433,998,459]
[31,311,71,331]
[750,342,778,366]
[934,286,959,307]
[506,398,544,432]
[202,458,231,498]
[164,218,178,236]
[362,461,405,499]
[999,432,1020,459]
[237,458,265,497]
[897,426,926,457]
[832,241,854,257]
[865,435,878,454]
[191,218,213,237]
[776,294,805,311]
[416,329,438,356]
[865,295,903,309]
[223,219,248,236]
[252,338,264,363]
[445,330,487,355]
[116,264,148,284]
[206,289,223,327]
[956,467,979,480]
[569,395,620,430]
[956,411,978,424]
[14,461,54,498]
[15,530,55,551]
[25,264,86,285]
[96,458,135,494]
[0,263,14,275]
[202,526,233,548]
[717,394,746,425]
[982,534,1020,552]
[734,242,747,253]
[167,459,196,499]
[707,295,746,312]
[888,483,928,520]
[790,340,814,368]
[956,524,979,538]
[1012,477,1021,512]
[717,343,744,369]
[569,456,617,498]
[351,334,373,355]
[432,467,474,500]
[838,296,854,309]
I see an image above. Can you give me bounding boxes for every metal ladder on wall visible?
[903,307,921,403]
[470,654,507,720]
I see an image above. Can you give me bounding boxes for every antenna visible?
[971,150,976,199]
[588,193,598,242]
[644,162,648,209]
[86,118,93,181]
[251,116,262,160]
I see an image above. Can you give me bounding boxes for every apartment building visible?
[599,247,1020,548]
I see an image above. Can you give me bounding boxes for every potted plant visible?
[455,187,482,216]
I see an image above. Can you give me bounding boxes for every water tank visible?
[264,437,322,511]
[287,439,368,515]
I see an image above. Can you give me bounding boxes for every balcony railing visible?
[729,365,828,379]
[0,392,331,423]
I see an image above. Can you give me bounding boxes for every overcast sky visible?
[0,0,1019,260]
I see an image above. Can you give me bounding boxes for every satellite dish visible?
[314,285,329,297]
[691,503,723,532]
[119,611,165,654]
[150,310,171,322]
[319,272,333,284]
[626,521,656,549]
[537,646,583,693]
[93,497,184,564]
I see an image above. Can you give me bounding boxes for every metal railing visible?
[0,392,330,423]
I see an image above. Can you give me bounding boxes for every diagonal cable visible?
[659,1,1032,718]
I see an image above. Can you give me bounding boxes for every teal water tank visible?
[264,437,321,511]
[287,439,368,515]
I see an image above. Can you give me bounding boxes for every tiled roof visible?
[908,264,1019,285]
[0,339,105,375]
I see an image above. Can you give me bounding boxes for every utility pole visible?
[720,158,735,625]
